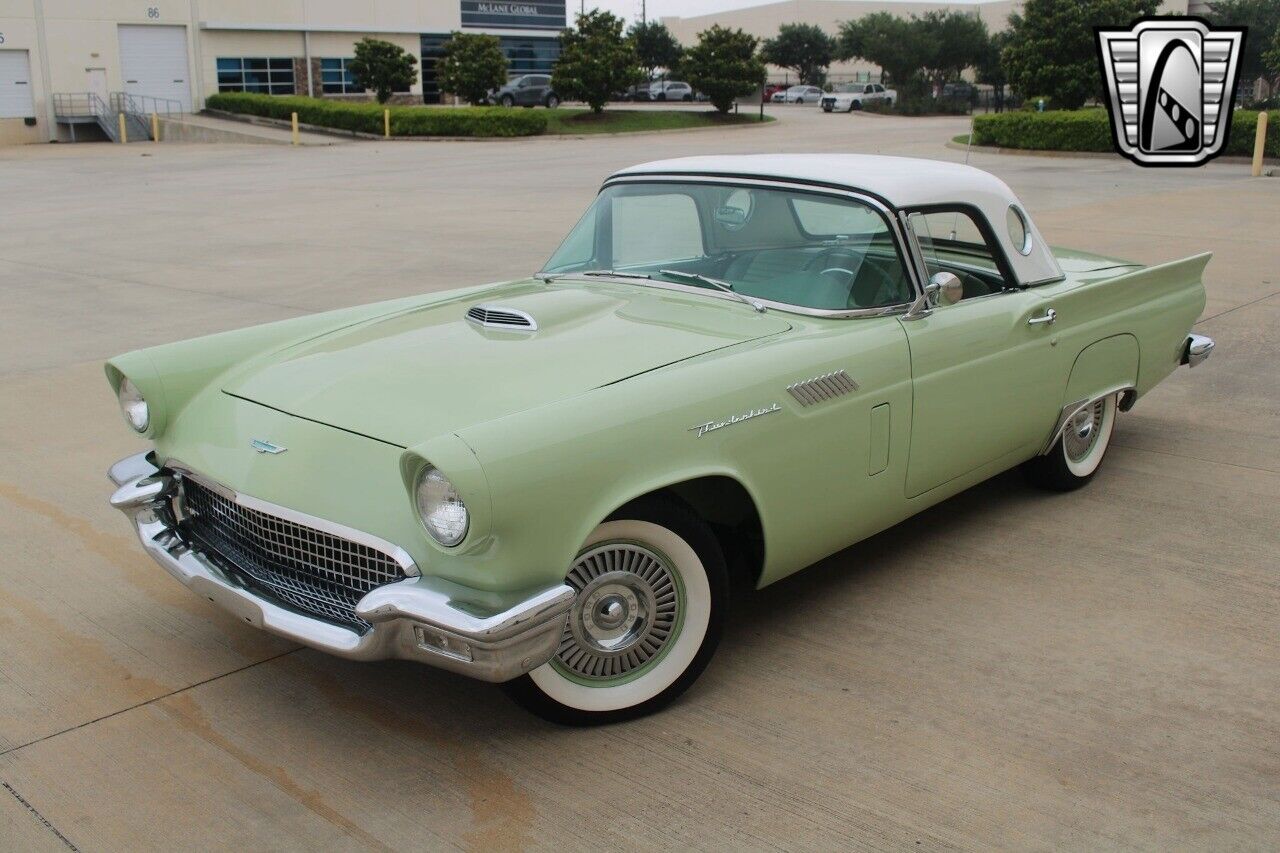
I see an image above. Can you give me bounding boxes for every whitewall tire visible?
[1023,393,1119,491]
[503,498,727,725]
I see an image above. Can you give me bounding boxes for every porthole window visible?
[1007,205,1033,256]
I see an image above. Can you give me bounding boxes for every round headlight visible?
[117,378,150,433]
[415,466,469,546]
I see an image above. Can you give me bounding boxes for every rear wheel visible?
[502,498,727,726]
[545,93,560,108]
[1022,394,1118,491]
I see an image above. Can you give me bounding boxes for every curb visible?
[204,108,777,142]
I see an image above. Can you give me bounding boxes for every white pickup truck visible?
[821,83,896,112]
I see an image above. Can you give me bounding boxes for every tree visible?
[1207,0,1280,97]
[837,12,928,94]
[679,25,766,113]
[761,23,836,85]
[437,32,507,105]
[975,30,1013,111]
[629,21,683,79]
[1266,25,1280,94]
[916,10,990,93]
[348,38,418,104]
[553,10,642,114]
[1001,0,1157,110]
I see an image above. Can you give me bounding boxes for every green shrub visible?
[205,93,547,137]
[973,108,1122,151]
[973,107,1279,157]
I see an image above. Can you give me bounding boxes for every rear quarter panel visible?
[1037,252,1209,408]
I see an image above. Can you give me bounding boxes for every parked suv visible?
[490,74,560,108]
[650,81,694,101]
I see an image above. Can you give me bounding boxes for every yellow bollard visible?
[291,111,299,146]
[1252,110,1269,177]
[384,108,390,139]
[118,112,127,144]
[151,112,159,142]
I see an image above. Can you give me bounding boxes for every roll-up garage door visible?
[118,25,191,111]
[0,51,35,118]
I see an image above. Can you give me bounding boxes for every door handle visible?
[1028,308,1057,326]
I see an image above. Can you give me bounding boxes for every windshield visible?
[541,182,914,312]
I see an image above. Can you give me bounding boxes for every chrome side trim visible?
[787,370,859,406]
[166,462,421,578]
[1039,384,1133,455]
[107,452,575,683]
[1181,333,1214,367]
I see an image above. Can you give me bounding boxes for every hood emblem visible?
[689,403,782,438]
[250,439,287,454]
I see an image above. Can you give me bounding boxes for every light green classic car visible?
[107,155,1214,724]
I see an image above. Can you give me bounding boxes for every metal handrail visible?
[52,92,111,119]
[109,91,184,118]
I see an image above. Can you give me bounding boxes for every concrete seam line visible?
[0,647,302,760]
[1195,289,1280,325]
[2,781,81,851]
[1111,443,1280,476]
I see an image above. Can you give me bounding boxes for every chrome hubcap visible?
[1064,399,1105,462]
[555,543,679,681]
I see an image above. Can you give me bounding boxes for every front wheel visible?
[502,498,727,725]
[1022,394,1118,491]
[500,94,514,108]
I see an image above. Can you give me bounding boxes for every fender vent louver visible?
[466,304,538,332]
[787,370,859,407]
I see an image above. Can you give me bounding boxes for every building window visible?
[320,58,364,95]
[217,58,295,95]
[497,36,560,76]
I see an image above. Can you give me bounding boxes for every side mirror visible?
[903,272,963,320]
[931,271,963,306]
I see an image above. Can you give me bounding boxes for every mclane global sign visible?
[461,0,566,30]
[1096,17,1246,167]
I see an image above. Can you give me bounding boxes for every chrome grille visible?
[787,370,859,407]
[179,478,407,632]
[466,304,537,331]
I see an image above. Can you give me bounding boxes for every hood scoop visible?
[466,303,538,332]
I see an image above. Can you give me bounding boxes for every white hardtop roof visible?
[611,154,1064,286]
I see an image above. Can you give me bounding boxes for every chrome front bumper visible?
[108,452,574,683]
[1182,333,1215,368]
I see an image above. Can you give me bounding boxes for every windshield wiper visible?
[536,269,652,282]
[659,269,766,313]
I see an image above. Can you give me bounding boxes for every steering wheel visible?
[807,248,900,307]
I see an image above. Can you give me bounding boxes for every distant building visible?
[0,0,567,145]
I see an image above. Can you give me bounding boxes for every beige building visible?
[0,0,567,144]
[662,0,1189,82]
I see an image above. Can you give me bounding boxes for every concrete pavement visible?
[0,106,1277,850]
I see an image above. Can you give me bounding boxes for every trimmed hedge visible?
[205,93,548,137]
[972,107,1279,157]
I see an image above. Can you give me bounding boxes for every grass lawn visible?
[952,133,971,145]
[544,108,773,134]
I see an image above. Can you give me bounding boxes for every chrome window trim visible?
[165,460,421,578]
[596,174,926,319]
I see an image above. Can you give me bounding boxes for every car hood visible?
[221,278,791,447]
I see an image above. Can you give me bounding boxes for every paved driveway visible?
[1,106,1277,850]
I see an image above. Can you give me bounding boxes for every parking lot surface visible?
[1,106,1277,850]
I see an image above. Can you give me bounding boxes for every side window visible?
[908,209,1009,298]
[611,193,704,267]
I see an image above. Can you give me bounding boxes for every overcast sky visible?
[583,0,984,23]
